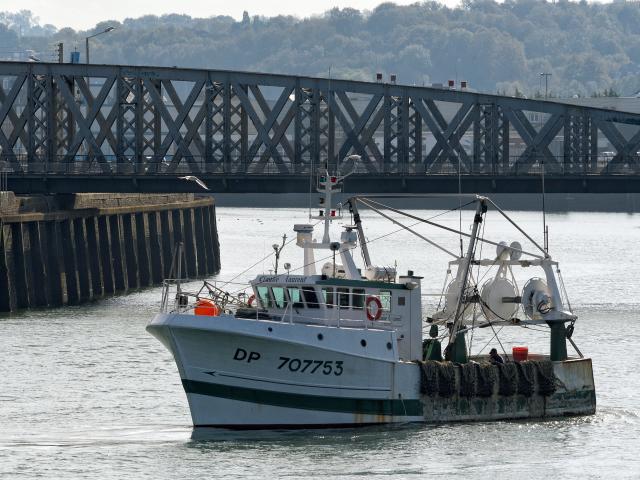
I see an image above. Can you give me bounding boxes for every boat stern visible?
[547,357,596,416]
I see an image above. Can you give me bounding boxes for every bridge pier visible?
[0,193,220,312]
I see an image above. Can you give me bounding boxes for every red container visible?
[512,346,529,362]
[194,299,220,316]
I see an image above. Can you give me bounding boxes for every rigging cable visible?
[557,267,573,313]
[468,294,478,358]
[358,198,458,258]
[218,222,322,290]
[475,326,505,356]
[227,216,435,296]
[361,197,544,259]
[227,201,476,296]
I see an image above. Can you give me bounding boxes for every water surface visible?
[1,206,639,479]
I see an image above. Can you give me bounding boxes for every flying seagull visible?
[178,175,209,190]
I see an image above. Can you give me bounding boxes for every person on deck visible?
[422,325,443,361]
[489,348,504,364]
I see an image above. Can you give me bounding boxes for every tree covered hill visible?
[2,1,640,97]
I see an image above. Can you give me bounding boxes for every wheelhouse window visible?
[301,286,319,309]
[271,286,287,309]
[256,286,273,308]
[322,287,335,309]
[380,290,392,312]
[287,287,305,308]
[338,288,350,308]
[352,289,365,309]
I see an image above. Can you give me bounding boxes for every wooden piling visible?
[85,216,103,299]
[0,195,219,312]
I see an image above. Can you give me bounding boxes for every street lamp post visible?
[85,26,115,64]
[540,72,552,99]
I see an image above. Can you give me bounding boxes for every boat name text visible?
[233,348,261,363]
[256,276,308,284]
[278,357,344,376]
[232,348,344,375]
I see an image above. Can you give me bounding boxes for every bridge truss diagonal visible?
[1,62,640,193]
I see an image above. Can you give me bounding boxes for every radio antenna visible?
[458,152,463,257]
[328,65,332,172]
[541,158,548,254]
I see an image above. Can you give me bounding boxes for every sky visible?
[0,0,464,30]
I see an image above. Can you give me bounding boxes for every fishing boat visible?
[147,167,595,429]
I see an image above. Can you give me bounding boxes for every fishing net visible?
[496,362,518,396]
[534,361,557,396]
[458,363,477,397]
[438,362,456,398]
[418,360,556,399]
[419,361,440,396]
[476,363,497,397]
[516,361,536,397]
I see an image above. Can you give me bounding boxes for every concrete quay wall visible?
[0,194,220,312]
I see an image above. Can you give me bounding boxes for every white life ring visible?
[366,296,383,321]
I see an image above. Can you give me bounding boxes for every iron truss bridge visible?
[2,61,640,194]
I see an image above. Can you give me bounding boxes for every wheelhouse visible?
[248,275,413,328]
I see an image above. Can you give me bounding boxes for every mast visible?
[447,197,486,363]
[322,171,333,243]
[309,170,341,243]
[301,166,360,278]
[349,199,371,268]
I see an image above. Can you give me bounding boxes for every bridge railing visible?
[2,153,638,176]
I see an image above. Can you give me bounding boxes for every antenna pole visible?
[273,234,287,275]
[541,158,548,254]
[333,249,336,277]
[328,65,332,171]
[173,241,183,295]
[458,153,463,257]
[322,169,332,243]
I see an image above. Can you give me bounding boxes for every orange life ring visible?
[247,294,256,307]
[194,299,220,316]
[366,296,383,321]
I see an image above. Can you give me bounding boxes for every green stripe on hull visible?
[182,379,423,416]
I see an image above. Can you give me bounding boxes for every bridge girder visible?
[2,62,640,192]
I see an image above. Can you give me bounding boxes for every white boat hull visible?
[147,313,423,428]
[148,313,595,429]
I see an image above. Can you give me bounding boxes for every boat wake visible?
[0,424,190,449]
